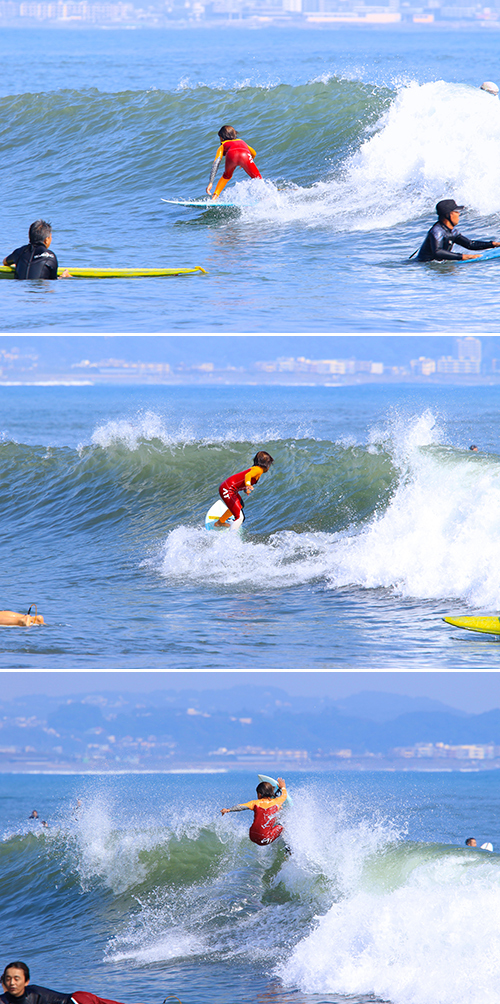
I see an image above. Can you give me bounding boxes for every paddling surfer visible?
[416,200,500,261]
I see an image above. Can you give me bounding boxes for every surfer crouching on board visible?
[215,451,274,529]
[221,777,287,846]
[3,221,71,279]
[416,200,500,261]
[206,125,262,201]
[0,963,144,1004]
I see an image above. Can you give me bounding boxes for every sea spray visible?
[279,848,500,1004]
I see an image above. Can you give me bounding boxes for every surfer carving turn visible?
[214,450,274,529]
[221,776,288,846]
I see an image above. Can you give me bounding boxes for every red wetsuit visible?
[208,139,262,187]
[219,464,264,521]
[241,785,288,845]
[219,139,262,181]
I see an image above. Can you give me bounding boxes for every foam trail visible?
[241,81,500,228]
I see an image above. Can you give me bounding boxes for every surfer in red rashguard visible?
[214,450,273,529]
[206,125,262,201]
[221,777,287,846]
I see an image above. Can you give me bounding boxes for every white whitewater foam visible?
[240,80,500,228]
[279,851,500,1004]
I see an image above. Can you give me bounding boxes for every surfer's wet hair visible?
[2,962,30,984]
[256,781,276,798]
[253,451,274,471]
[29,220,52,245]
[218,125,238,141]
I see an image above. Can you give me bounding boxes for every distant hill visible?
[333,690,469,724]
[0,684,496,769]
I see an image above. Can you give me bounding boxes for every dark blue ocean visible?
[2,26,500,330]
[1,380,500,668]
[2,769,500,1004]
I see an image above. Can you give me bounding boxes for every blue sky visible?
[1,671,499,714]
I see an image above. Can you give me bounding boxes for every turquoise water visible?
[2,27,500,330]
[1,381,500,668]
[1,770,500,1004]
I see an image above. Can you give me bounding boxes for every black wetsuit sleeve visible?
[24,986,73,1004]
[452,233,497,252]
[4,246,23,267]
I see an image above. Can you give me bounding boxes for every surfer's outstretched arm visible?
[221,804,250,815]
[206,149,223,195]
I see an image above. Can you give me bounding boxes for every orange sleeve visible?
[244,465,263,487]
[248,145,257,157]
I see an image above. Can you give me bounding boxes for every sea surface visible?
[2,26,500,331]
[2,769,500,1004]
[1,380,500,668]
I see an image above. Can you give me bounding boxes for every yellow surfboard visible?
[0,265,206,279]
[443,615,500,635]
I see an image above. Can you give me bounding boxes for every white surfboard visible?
[205,498,234,529]
[258,774,293,806]
[161,199,256,209]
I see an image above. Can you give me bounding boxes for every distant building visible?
[437,356,481,375]
[411,356,436,376]
[437,337,483,375]
[457,336,482,363]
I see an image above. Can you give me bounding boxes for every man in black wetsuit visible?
[0,962,142,1004]
[3,221,70,279]
[417,199,500,262]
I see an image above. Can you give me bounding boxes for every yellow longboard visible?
[0,265,206,279]
[443,615,500,636]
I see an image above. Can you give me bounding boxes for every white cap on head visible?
[480,81,499,96]
[480,842,493,851]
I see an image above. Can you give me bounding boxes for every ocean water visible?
[1,380,500,669]
[2,770,500,1004]
[2,27,500,331]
